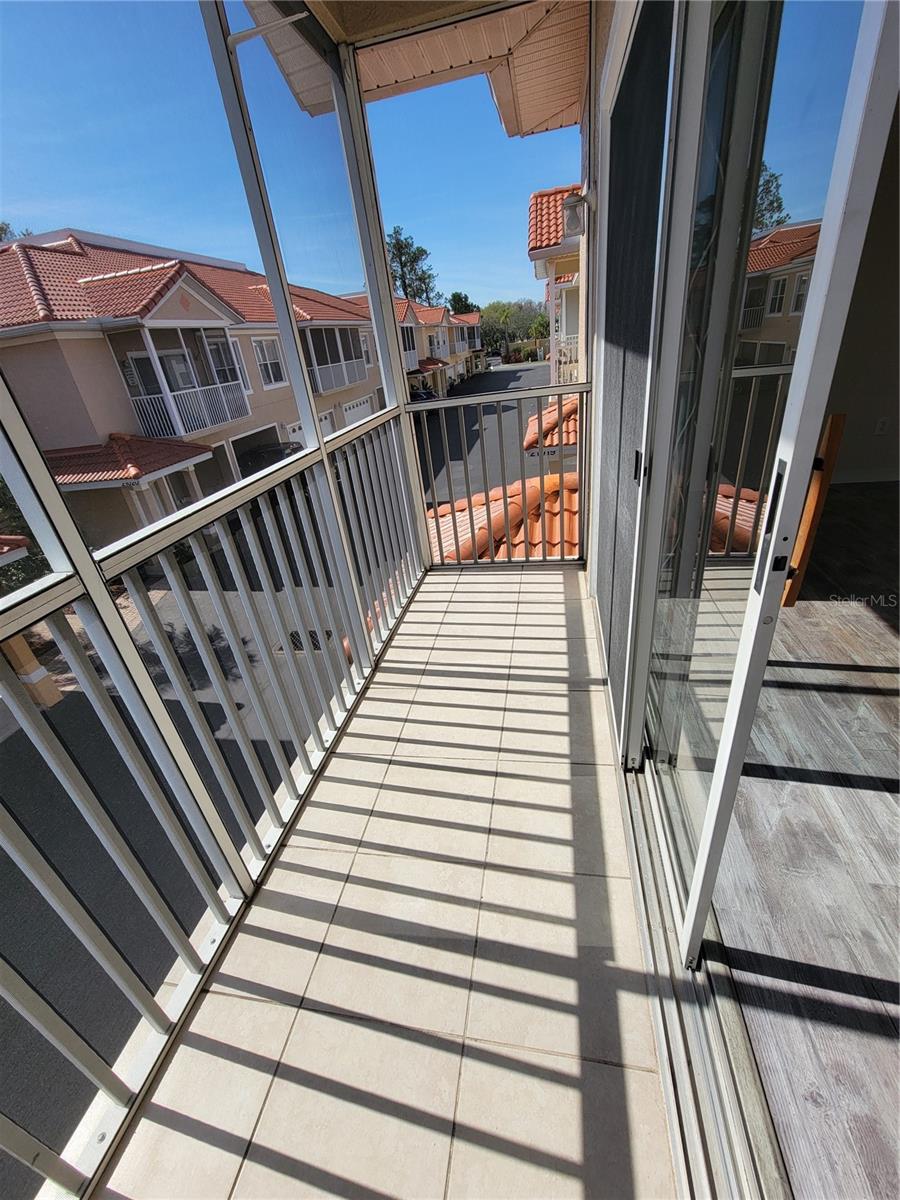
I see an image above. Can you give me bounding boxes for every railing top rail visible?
[731,363,794,378]
[412,381,590,412]
[96,441,322,579]
[323,404,398,453]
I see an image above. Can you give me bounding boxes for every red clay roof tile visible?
[528,185,580,254]
[0,233,370,331]
[746,221,821,274]
[44,433,211,486]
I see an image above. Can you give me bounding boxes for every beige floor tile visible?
[232,1009,460,1199]
[508,636,606,691]
[97,992,295,1200]
[500,691,617,763]
[396,698,504,758]
[360,757,494,860]
[446,1042,674,1200]
[466,870,656,1067]
[304,854,481,1034]
[335,687,413,755]
[207,849,353,1005]
[489,759,630,877]
[288,751,387,852]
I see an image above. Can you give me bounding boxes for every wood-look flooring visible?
[714,481,899,1200]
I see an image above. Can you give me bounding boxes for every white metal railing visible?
[710,363,792,559]
[410,384,588,564]
[131,382,250,439]
[0,403,423,1196]
[309,357,368,395]
[131,393,176,438]
[171,380,250,434]
[739,304,764,329]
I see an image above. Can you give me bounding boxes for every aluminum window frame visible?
[251,334,287,388]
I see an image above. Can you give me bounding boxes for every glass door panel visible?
[644,0,865,898]
[644,0,753,886]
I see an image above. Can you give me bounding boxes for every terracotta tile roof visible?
[427,472,580,562]
[0,232,370,331]
[450,311,481,325]
[545,273,574,301]
[528,184,580,254]
[746,222,820,274]
[411,301,450,325]
[523,397,579,449]
[416,357,449,371]
[710,484,764,554]
[44,433,211,486]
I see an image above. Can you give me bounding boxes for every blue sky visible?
[1,0,861,302]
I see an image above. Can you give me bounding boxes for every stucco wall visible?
[58,336,138,438]
[65,486,135,550]
[151,283,230,324]
[0,335,100,449]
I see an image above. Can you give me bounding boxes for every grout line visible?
[461,1033,661,1076]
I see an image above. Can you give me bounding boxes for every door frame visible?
[680,0,898,967]
[619,0,778,769]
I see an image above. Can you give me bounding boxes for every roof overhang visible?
[530,238,581,279]
[251,1,600,139]
[56,448,213,491]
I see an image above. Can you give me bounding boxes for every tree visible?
[481,298,546,353]
[529,313,550,342]
[754,162,789,232]
[448,291,477,314]
[0,221,33,242]
[386,225,443,305]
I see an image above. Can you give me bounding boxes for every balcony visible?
[131,381,251,438]
[739,304,764,329]
[0,388,675,1199]
[403,347,420,372]
[88,568,674,1198]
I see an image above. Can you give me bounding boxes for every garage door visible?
[342,394,373,423]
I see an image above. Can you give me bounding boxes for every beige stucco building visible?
[0,229,385,547]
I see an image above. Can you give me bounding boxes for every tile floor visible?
[98,569,675,1199]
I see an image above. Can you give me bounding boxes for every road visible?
[410,365,566,506]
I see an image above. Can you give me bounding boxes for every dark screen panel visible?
[597,0,674,737]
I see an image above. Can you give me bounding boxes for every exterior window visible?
[768,277,787,315]
[791,273,809,314]
[207,336,241,386]
[252,337,285,387]
[401,325,416,353]
[361,332,372,365]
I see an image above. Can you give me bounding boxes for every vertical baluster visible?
[494,400,514,559]
[419,409,445,565]
[476,405,496,564]
[437,408,463,564]
[536,396,549,560]
[456,405,478,563]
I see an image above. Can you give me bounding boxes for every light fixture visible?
[562,193,587,239]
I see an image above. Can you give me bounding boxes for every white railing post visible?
[333,40,433,567]
[200,0,375,660]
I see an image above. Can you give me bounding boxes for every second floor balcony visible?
[132,380,251,438]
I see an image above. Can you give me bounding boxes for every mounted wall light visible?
[562,192,588,238]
